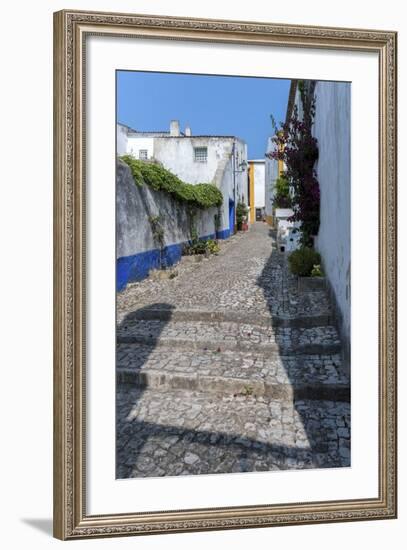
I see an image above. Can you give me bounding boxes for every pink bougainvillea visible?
[267,82,320,245]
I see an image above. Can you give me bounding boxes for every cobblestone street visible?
[116,223,350,478]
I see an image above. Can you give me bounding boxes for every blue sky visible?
[117,71,291,159]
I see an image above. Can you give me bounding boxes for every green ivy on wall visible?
[120,155,223,209]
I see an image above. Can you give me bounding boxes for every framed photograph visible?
[53,9,397,540]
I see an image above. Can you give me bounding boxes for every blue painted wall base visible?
[216,228,230,240]
[117,231,230,291]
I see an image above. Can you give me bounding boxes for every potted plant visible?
[236,201,248,231]
[288,247,326,291]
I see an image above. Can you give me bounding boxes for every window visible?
[194,147,208,163]
[139,149,148,160]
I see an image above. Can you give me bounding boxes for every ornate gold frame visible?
[53,9,397,540]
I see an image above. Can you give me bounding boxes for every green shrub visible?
[273,175,292,208]
[182,238,220,256]
[288,247,321,276]
[206,239,220,254]
[121,156,223,209]
[183,241,204,256]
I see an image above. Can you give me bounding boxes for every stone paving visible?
[117,227,331,320]
[116,223,350,478]
[117,388,350,478]
[117,345,349,401]
[117,319,341,353]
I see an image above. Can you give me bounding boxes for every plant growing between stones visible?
[183,240,207,256]
[148,215,165,269]
[183,207,220,256]
[188,207,199,245]
[206,239,220,255]
[182,238,220,256]
[214,207,222,235]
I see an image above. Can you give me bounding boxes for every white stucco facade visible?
[126,135,154,160]
[153,136,246,188]
[116,123,129,156]
[252,161,265,208]
[312,81,351,363]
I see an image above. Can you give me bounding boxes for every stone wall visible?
[116,160,229,291]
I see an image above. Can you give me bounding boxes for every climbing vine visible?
[148,214,166,269]
[121,155,223,209]
[214,207,222,235]
[268,80,320,245]
[188,207,199,244]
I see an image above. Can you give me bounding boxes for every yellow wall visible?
[278,139,284,177]
[278,158,284,177]
[266,146,284,227]
[249,162,255,223]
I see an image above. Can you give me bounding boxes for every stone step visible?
[118,306,333,329]
[116,344,349,401]
[116,319,342,355]
[116,386,351,478]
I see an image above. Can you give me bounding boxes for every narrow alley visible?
[116,223,350,478]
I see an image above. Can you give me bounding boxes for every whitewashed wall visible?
[236,142,249,207]
[313,81,351,364]
[154,136,247,190]
[253,161,265,208]
[116,123,128,156]
[126,135,154,159]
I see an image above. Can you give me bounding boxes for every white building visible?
[248,160,266,222]
[117,120,249,236]
[116,122,176,159]
[284,79,351,369]
[312,80,351,369]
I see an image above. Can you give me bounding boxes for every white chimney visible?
[170,120,180,136]
[184,125,192,137]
